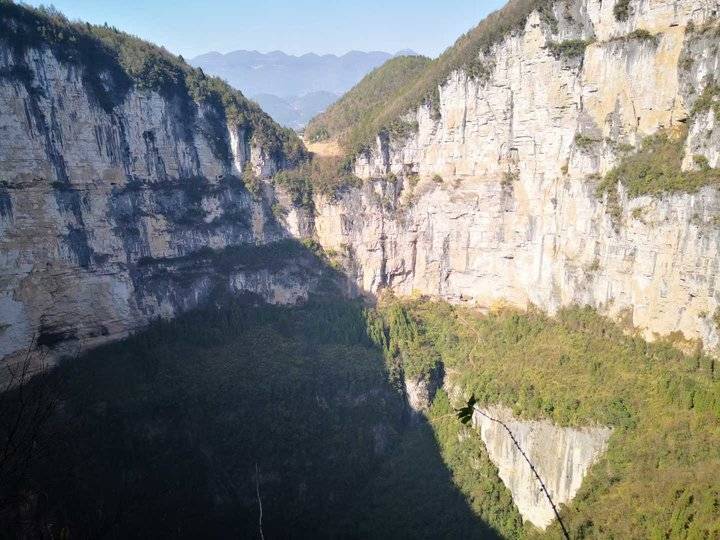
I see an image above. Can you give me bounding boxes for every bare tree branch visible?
[0,337,60,533]
[255,462,264,540]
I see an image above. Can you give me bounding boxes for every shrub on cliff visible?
[597,129,720,198]
[242,161,262,197]
[547,39,593,59]
[274,167,314,209]
[613,0,632,21]
[690,80,720,120]
[273,154,361,204]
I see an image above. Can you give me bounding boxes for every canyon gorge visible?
[1,1,719,537]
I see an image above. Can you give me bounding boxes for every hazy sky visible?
[25,0,507,59]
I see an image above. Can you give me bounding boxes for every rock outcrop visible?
[312,0,720,352]
[472,405,611,529]
[404,364,444,413]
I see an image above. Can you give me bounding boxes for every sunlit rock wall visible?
[314,0,720,351]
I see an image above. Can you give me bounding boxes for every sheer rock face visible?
[405,376,435,413]
[472,405,612,529]
[0,44,314,368]
[404,364,443,413]
[313,0,720,351]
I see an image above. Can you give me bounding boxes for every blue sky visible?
[26,0,507,59]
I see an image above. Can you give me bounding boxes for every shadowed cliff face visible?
[0,30,312,370]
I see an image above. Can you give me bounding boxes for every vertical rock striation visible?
[0,9,317,368]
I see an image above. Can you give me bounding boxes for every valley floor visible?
[1,292,718,538]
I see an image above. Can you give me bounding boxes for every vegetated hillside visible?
[0,2,305,163]
[305,55,431,151]
[311,0,554,154]
[0,292,513,538]
[377,298,720,539]
[190,49,415,130]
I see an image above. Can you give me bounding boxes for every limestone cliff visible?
[312,0,720,352]
[472,405,611,529]
[307,2,720,528]
[0,7,320,368]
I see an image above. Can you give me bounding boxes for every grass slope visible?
[305,55,431,151]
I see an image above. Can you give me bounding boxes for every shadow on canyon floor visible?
[0,276,501,538]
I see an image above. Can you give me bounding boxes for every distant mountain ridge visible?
[190,49,419,128]
[252,91,339,131]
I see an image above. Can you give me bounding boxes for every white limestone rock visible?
[313,0,720,351]
[472,405,612,529]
